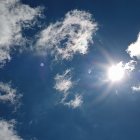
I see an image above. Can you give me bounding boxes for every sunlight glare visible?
[108,63,125,82]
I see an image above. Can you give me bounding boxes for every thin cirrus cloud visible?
[0,82,21,104]
[0,0,42,66]
[0,120,22,140]
[54,69,83,108]
[36,10,97,60]
[126,33,140,59]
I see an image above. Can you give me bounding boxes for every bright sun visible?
[108,63,125,82]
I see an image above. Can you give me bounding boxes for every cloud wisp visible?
[0,82,21,104]
[0,0,42,66]
[132,85,140,92]
[36,10,97,60]
[0,120,22,140]
[54,69,83,108]
[54,69,73,94]
[65,94,83,109]
[127,33,140,59]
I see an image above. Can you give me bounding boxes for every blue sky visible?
[0,0,140,140]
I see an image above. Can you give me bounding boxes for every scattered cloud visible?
[36,10,97,60]
[65,94,83,108]
[114,60,137,73]
[54,69,83,108]
[0,82,21,104]
[54,69,73,93]
[124,60,137,72]
[0,120,22,140]
[126,33,140,59]
[132,85,140,92]
[0,0,42,66]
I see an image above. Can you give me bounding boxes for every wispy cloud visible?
[54,69,73,93]
[0,82,21,104]
[0,0,42,66]
[132,85,140,92]
[126,33,140,59]
[0,120,22,140]
[65,94,83,108]
[54,69,83,108]
[36,10,97,60]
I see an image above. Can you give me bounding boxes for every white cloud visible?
[53,61,136,108]
[0,82,21,104]
[0,120,22,140]
[54,69,73,93]
[0,0,42,66]
[126,33,140,59]
[65,94,83,108]
[113,60,137,73]
[54,70,83,109]
[36,10,97,60]
[124,60,137,72]
[132,85,140,92]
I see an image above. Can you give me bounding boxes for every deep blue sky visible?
[1,0,140,140]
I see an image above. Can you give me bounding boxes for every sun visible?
[107,63,125,82]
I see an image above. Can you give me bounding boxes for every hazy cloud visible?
[0,0,42,66]
[0,120,22,140]
[36,10,97,60]
[127,33,140,59]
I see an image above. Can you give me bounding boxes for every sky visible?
[0,0,140,140]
